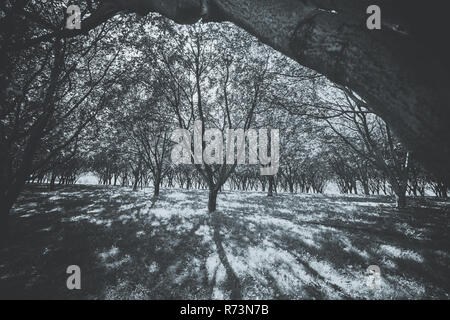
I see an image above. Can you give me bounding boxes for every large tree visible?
[18,0,446,182]
[0,1,129,245]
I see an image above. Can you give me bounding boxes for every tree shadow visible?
[210,212,242,300]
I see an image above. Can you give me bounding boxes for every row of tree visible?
[31,22,448,211]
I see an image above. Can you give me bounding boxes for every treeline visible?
[35,148,447,200]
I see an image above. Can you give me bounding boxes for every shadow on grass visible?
[0,185,215,299]
[210,212,242,299]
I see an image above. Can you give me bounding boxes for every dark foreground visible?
[0,185,449,299]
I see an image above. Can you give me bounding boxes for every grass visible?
[0,184,449,299]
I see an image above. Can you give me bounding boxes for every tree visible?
[322,88,411,208]
[124,88,173,199]
[153,23,272,213]
[0,2,129,245]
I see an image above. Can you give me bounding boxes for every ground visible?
[0,185,449,299]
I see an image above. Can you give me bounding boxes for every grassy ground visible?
[0,184,449,299]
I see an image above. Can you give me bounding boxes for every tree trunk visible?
[208,188,218,213]
[153,179,161,198]
[362,181,370,195]
[395,193,406,209]
[267,177,274,197]
[49,173,56,191]
[132,177,139,191]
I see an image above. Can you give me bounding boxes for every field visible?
[0,185,449,299]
